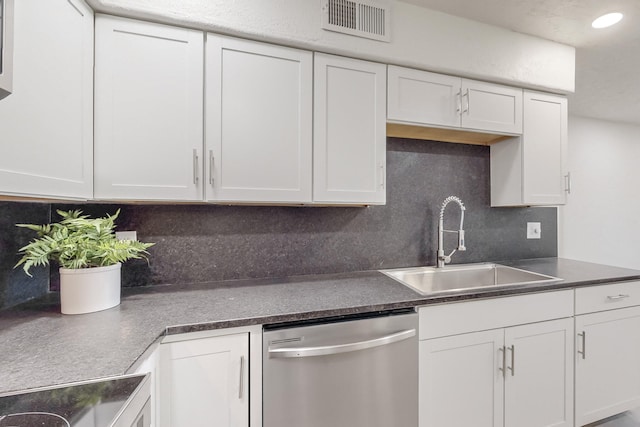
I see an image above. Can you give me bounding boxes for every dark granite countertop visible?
[2,257,640,395]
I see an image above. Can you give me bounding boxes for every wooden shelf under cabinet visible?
[386,123,512,146]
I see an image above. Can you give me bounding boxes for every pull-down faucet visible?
[437,196,466,268]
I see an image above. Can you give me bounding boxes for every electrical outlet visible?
[527,222,541,239]
[116,231,137,241]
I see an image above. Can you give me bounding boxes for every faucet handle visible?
[458,230,466,251]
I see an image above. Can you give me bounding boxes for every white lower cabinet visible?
[574,282,640,426]
[418,292,574,427]
[503,319,573,427]
[130,344,160,427]
[159,332,251,427]
[420,329,504,427]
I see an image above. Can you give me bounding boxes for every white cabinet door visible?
[94,15,203,201]
[462,79,523,134]
[387,66,523,138]
[504,318,574,427]
[205,35,312,203]
[313,53,386,204]
[522,91,568,205]
[387,65,461,128]
[160,333,249,427]
[0,0,93,199]
[420,329,504,427]
[490,91,568,207]
[575,306,640,426]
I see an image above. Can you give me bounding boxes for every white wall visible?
[559,116,640,269]
[86,0,575,93]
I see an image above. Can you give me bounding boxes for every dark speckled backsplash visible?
[0,138,557,307]
[0,202,50,309]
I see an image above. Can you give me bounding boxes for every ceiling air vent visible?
[321,0,391,42]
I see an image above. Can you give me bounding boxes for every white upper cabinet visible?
[522,91,568,205]
[0,0,15,100]
[0,0,93,199]
[314,53,387,205]
[491,91,568,207]
[387,66,461,128]
[205,35,313,203]
[387,65,523,135]
[461,79,523,134]
[94,15,204,201]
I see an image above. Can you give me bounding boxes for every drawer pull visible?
[498,346,506,377]
[193,149,199,185]
[507,345,515,376]
[238,355,245,399]
[578,331,586,360]
[607,294,631,301]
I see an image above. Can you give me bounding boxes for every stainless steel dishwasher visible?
[263,309,418,427]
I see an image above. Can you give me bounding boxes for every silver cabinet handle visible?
[564,172,571,194]
[192,149,199,185]
[462,88,470,114]
[209,150,214,186]
[268,329,416,358]
[379,163,385,189]
[578,331,586,359]
[456,90,462,113]
[507,345,515,376]
[238,355,245,399]
[498,346,506,377]
[607,294,630,301]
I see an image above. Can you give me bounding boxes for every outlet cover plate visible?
[116,231,137,241]
[527,222,541,239]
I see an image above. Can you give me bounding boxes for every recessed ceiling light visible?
[592,12,623,29]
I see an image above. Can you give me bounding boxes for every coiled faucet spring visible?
[437,196,466,268]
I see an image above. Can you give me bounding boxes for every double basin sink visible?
[381,263,561,296]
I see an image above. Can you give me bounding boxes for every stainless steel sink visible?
[381,263,561,296]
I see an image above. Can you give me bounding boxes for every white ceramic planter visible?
[59,263,122,315]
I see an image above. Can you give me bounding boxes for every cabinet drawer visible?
[419,290,573,340]
[575,281,640,314]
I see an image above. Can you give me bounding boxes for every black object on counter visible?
[0,375,144,427]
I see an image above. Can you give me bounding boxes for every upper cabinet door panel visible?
[0,0,15,99]
[205,35,313,203]
[522,91,568,205]
[387,65,461,128]
[313,54,386,204]
[94,15,204,201]
[462,79,523,134]
[0,0,93,199]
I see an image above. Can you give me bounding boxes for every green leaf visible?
[15,209,155,276]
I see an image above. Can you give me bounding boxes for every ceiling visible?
[401,0,640,126]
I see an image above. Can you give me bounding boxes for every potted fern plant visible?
[15,209,154,315]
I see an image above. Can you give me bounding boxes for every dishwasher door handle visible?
[268,329,416,358]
